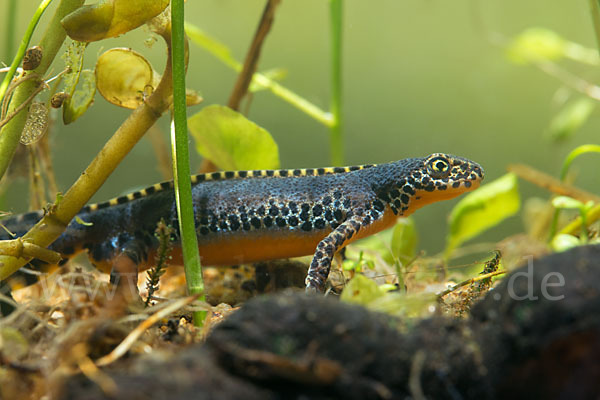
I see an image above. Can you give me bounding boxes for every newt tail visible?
[0,153,483,295]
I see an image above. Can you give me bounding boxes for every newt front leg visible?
[306,214,363,292]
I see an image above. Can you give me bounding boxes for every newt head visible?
[397,153,484,214]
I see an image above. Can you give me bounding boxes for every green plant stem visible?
[0,0,53,107]
[0,0,84,183]
[171,0,205,326]
[0,35,175,282]
[3,0,18,62]
[579,209,589,243]
[560,203,600,236]
[329,0,344,166]
[559,144,600,180]
[549,144,600,239]
[185,23,333,127]
[589,0,600,54]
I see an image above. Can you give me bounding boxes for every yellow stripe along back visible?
[82,164,377,213]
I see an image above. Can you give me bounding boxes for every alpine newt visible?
[0,153,483,295]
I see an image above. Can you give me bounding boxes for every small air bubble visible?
[144,35,158,48]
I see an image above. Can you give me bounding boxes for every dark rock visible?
[59,245,600,400]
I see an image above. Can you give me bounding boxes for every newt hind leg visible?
[87,234,157,304]
[305,214,364,292]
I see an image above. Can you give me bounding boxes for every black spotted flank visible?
[228,215,240,230]
[312,204,323,216]
[288,216,299,226]
[263,216,273,227]
[276,217,287,227]
[314,218,326,229]
[372,200,385,212]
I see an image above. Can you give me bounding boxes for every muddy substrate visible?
[60,245,600,399]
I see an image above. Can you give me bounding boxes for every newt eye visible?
[426,156,450,179]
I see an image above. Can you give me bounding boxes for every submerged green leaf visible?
[391,217,417,265]
[61,0,170,42]
[340,274,384,306]
[445,173,520,257]
[506,28,566,64]
[547,98,595,142]
[63,69,96,124]
[552,196,585,210]
[61,40,93,124]
[551,233,581,252]
[62,40,86,94]
[188,105,280,171]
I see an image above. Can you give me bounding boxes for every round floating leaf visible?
[95,48,154,109]
[188,105,280,171]
[61,0,170,42]
[63,69,96,124]
[445,173,520,257]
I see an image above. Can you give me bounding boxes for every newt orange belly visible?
[0,153,483,293]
